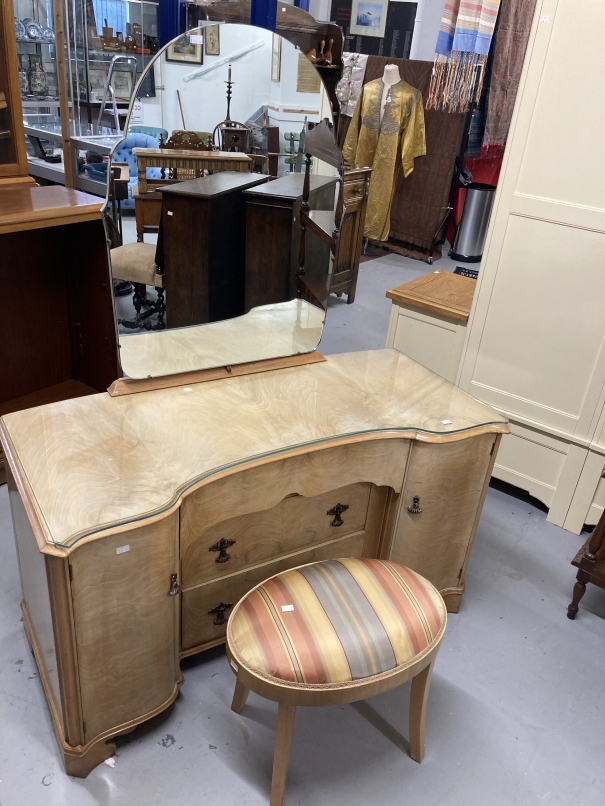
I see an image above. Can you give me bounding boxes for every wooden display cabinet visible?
[0,184,119,482]
[0,0,34,187]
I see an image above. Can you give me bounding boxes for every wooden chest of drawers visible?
[1,349,508,777]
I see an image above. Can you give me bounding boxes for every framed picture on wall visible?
[350,0,389,38]
[113,70,133,101]
[205,24,220,56]
[166,33,203,64]
[271,33,281,82]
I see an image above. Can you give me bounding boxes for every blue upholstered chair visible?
[112,132,163,209]
[129,125,169,142]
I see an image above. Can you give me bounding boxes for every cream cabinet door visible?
[69,515,180,743]
[389,435,496,595]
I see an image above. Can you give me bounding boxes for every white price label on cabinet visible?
[116,545,130,555]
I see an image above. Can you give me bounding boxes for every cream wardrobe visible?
[457,0,605,533]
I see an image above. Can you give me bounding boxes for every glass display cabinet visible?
[14,0,60,115]
[68,0,159,126]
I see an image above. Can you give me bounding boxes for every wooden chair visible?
[104,211,166,331]
[298,122,371,304]
[213,120,269,175]
[226,558,446,806]
[567,508,605,619]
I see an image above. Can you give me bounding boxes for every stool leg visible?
[270,704,296,806]
[409,660,435,763]
[231,679,250,713]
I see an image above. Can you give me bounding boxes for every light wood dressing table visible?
[1,348,508,777]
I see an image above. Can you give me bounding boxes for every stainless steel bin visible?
[450,182,496,263]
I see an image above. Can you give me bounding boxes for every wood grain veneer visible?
[386,270,476,323]
[3,348,508,778]
[0,350,508,552]
[0,186,102,234]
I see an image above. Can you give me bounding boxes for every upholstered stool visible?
[110,242,165,330]
[226,558,447,806]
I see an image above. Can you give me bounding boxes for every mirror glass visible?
[106,23,341,380]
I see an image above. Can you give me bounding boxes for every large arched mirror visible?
[105,22,342,381]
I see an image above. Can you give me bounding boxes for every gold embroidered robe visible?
[343,78,426,241]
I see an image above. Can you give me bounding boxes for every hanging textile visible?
[343,78,426,241]
[427,0,501,113]
[336,53,369,118]
[481,0,537,156]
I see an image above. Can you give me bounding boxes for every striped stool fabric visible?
[229,558,446,686]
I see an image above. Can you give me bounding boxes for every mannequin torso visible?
[380,64,402,123]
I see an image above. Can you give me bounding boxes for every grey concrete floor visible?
[2,245,604,805]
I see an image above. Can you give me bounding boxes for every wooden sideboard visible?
[244,174,336,310]
[1,349,508,776]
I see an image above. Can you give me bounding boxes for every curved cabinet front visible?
[1,349,508,777]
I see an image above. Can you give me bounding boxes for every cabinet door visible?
[69,514,179,743]
[390,435,496,592]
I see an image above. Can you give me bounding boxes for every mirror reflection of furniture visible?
[0,185,118,482]
[104,211,165,331]
[298,121,371,305]
[107,19,339,381]
[244,172,337,312]
[212,120,269,174]
[157,172,270,328]
[133,147,253,193]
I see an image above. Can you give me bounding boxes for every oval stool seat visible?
[226,558,447,806]
[228,558,446,687]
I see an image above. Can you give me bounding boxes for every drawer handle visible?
[209,538,236,564]
[408,496,422,515]
[168,573,180,596]
[208,602,233,626]
[327,503,349,527]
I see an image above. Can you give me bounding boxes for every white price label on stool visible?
[116,545,130,555]
[281,604,294,612]
[441,419,453,425]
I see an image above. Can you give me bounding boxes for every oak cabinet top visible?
[0,350,508,552]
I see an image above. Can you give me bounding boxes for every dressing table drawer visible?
[181,530,366,651]
[182,482,370,589]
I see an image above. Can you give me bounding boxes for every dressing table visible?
[1,14,509,781]
[2,349,508,776]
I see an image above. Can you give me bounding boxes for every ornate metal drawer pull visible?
[327,503,349,527]
[208,602,233,626]
[408,496,422,515]
[209,538,236,563]
[168,573,180,596]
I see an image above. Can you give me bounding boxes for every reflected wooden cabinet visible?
[1,350,508,777]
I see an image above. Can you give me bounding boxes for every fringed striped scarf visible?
[427,0,501,113]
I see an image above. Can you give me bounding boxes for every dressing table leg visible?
[231,679,250,713]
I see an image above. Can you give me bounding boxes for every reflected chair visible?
[104,211,166,331]
[213,120,269,174]
[227,558,446,806]
[298,121,371,305]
